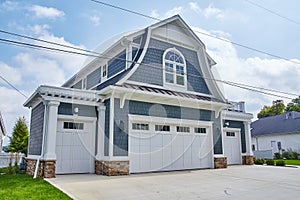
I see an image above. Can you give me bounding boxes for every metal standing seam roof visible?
[251,111,300,137]
[118,83,225,103]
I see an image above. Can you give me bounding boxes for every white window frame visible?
[102,64,107,81]
[163,48,187,90]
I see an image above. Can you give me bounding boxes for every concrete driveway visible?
[46,165,300,200]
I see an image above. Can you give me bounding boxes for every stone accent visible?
[95,160,129,176]
[214,157,227,169]
[242,155,254,165]
[25,158,56,178]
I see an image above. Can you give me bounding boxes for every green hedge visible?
[276,160,286,166]
[254,158,265,165]
[266,159,275,165]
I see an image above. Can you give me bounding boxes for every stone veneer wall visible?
[214,157,227,169]
[242,155,254,165]
[95,160,129,176]
[25,158,56,178]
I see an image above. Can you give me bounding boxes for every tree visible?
[8,117,29,155]
[286,97,300,112]
[257,100,285,118]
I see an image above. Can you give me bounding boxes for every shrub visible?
[254,158,265,165]
[266,159,275,165]
[274,153,282,159]
[276,160,286,166]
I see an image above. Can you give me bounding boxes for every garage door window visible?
[63,122,84,130]
[226,132,235,137]
[155,125,170,132]
[195,127,206,134]
[132,123,149,131]
[177,126,190,133]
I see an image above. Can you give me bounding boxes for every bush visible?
[254,158,265,165]
[276,160,286,166]
[282,150,300,160]
[266,159,275,165]
[274,153,282,159]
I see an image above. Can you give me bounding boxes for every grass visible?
[0,168,71,200]
[275,159,300,166]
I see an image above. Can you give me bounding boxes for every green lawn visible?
[275,159,300,166]
[0,168,71,200]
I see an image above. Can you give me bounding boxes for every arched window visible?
[163,48,186,88]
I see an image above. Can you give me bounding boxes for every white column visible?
[244,121,253,155]
[96,105,106,160]
[43,101,60,160]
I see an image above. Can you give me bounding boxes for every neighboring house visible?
[24,15,253,178]
[251,111,300,158]
[0,112,6,152]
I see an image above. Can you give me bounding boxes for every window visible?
[132,123,149,130]
[155,125,170,132]
[252,144,255,151]
[102,64,107,79]
[177,126,190,133]
[195,127,206,134]
[226,132,235,137]
[163,48,186,87]
[63,122,84,130]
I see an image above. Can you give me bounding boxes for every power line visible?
[244,0,300,26]
[0,74,28,98]
[0,37,298,100]
[90,0,300,66]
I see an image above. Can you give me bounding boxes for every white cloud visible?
[192,27,300,118]
[89,14,100,26]
[203,4,225,19]
[28,5,65,19]
[0,62,22,85]
[189,2,201,13]
[150,6,183,20]
[0,0,19,11]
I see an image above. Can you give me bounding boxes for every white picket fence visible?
[0,152,25,168]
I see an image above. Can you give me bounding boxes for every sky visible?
[1,0,300,145]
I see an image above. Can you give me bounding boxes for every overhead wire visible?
[90,0,300,65]
[0,36,297,100]
[244,0,300,26]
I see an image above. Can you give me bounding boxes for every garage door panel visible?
[151,134,163,147]
[150,151,163,170]
[224,131,242,165]
[162,134,172,147]
[56,119,95,174]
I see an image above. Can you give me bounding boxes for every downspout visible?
[34,102,48,179]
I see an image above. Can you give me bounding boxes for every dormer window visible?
[163,48,186,89]
[102,64,107,80]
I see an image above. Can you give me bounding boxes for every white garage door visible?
[223,130,242,165]
[129,115,213,173]
[56,118,95,174]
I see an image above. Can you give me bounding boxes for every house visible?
[251,111,300,158]
[0,112,6,152]
[24,15,253,178]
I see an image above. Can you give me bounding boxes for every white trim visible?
[222,110,253,121]
[109,95,115,158]
[117,28,151,85]
[26,155,41,160]
[57,115,97,122]
[162,47,187,91]
[100,156,129,161]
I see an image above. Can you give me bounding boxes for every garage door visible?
[56,118,95,174]
[129,115,213,173]
[223,130,242,165]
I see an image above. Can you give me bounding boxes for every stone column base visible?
[95,160,129,176]
[214,157,227,169]
[25,158,56,178]
[242,155,254,165]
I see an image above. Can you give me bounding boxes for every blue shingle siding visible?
[104,99,110,156]
[108,50,126,78]
[113,99,129,156]
[87,67,101,89]
[28,102,44,155]
[128,100,212,121]
[72,80,82,89]
[129,38,210,94]
[225,120,246,153]
[58,103,97,118]
[213,115,223,154]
